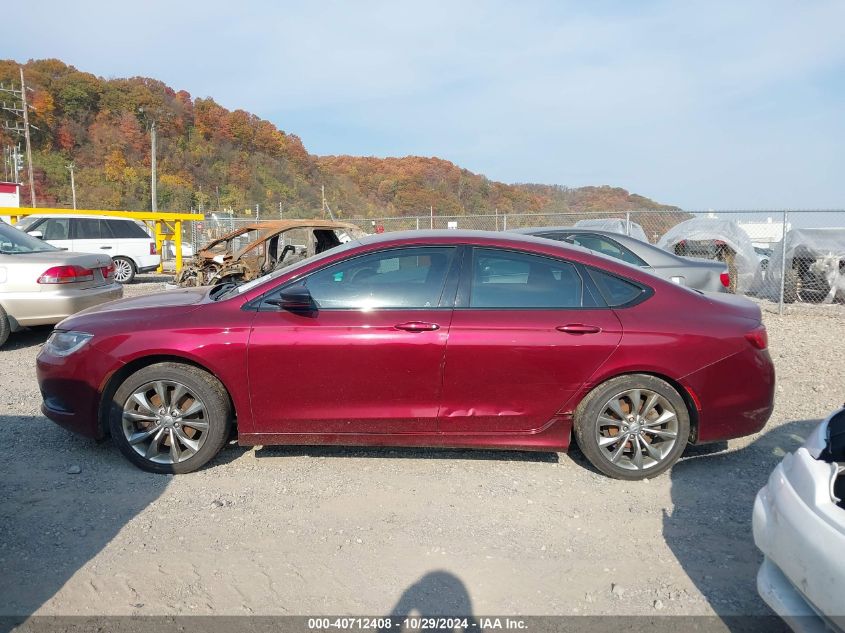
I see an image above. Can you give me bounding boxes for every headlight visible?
[45,331,93,357]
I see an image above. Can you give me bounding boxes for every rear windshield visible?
[0,222,60,254]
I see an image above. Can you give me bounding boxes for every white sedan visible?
[753,407,845,633]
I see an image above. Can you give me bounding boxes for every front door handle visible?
[99,246,112,250]
[557,324,601,334]
[395,321,440,332]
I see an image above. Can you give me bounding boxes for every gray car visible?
[512,227,730,293]
[0,221,122,347]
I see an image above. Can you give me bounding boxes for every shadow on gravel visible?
[3,325,52,351]
[0,415,169,630]
[666,418,819,632]
[253,444,560,464]
[380,571,478,632]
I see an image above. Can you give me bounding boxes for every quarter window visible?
[299,247,457,309]
[589,269,647,307]
[470,248,584,308]
[106,219,149,238]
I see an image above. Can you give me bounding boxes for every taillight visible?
[720,272,730,287]
[101,262,115,279]
[149,242,157,255]
[745,325,768,350]
[37,265,95,284]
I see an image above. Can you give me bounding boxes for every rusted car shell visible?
[175,219,365,287]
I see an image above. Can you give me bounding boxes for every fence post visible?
[778,210,789,315]
[416,217,420,231]
[625,211,631,236]
[503,214,508,231]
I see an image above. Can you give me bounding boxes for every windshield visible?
[0,221,60,254]
[14,216,39,231]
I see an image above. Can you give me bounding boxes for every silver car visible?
[0,221,122,347]
[513,228,731,293]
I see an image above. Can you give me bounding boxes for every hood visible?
[58,287,209,331]
[84,287,209,314]
[701,292,762,323]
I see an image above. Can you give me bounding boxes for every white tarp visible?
[767,228,845,303]
[657,217,763,293]
[573,218,649,243]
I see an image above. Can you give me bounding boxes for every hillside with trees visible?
[1,58,682,223]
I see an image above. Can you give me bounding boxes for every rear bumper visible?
[752,418,845,631]
[133,254,160,271]
[1,283,123,329]
[37,342,122,439]
[684,346,775,443]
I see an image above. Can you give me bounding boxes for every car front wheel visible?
[109,362,232,474]
[574,374,690,480]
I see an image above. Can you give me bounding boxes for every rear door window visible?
[567,234,646,266]
[72,219,113,240]
[469,248,586,308]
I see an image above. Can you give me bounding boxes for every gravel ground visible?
[1,275,843,622]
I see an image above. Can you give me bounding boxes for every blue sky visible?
[6,0,845,209]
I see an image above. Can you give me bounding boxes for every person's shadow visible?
[665,418,820,633]
[380,571,479,633]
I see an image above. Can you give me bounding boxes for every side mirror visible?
[267,283,314,312]
[28,231,44,239]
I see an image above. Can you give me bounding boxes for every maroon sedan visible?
[37,231,775,479]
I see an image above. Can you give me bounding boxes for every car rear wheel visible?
[112,256,136,284]
[0,304,10,348]
[574,374,690,480]
[109,362,232,474]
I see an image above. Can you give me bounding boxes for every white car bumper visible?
[753,409,845,633]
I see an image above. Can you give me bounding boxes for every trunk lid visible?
[702,291,762,323]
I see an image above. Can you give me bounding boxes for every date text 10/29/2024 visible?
[307,618,527,630]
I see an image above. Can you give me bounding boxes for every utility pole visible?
[1,69,38,206]
[150,120,157,211]
[19,69,35,207]
[67,163,77,209]
[321,184,336,221]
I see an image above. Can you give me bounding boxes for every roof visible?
[19,213,145,222]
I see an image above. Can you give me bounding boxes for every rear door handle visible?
[99,246,112,250]
[557,324,602,334]
[395,321,440,332]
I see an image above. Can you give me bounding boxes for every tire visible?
[782,269,799,304]
[0,304,10,348]
[573,374,690,480]
[109,362,232,474]
[112,256,136,284]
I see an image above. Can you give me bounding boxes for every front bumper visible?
[2,283,123,329]
[37,341,122,439]
[753,412,845,633]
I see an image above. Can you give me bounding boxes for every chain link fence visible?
[182,209,845,312]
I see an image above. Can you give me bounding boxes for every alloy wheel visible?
[594,388,680,472]
[121,380,210,464]
[113,258,134,283]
